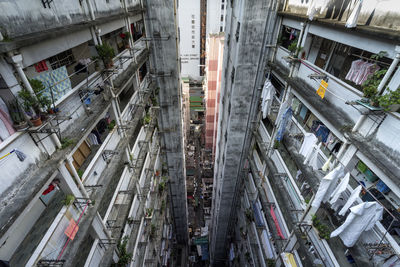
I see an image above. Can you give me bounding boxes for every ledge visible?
[269,61,354,132]
[347,133,400,186]
[0,7,144,53]
[277,11,400,43]
[113,48,149,96]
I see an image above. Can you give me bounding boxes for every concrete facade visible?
[0,1,181,266]
[143,0,189,245]
[210,0,275,264]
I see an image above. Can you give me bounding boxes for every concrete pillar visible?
[58,164,83,198]
[95,27,102,45]
[0,57,23,95]
[66,158,90,199]
[9,54,35,95]
[51,133,62,149]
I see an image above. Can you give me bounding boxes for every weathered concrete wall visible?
[143,0,188,244]
[210,0,275,264]
[0,0,139,39]
[285,0,400,31]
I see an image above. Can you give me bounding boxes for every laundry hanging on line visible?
[299,133,318,159]
[338,185,362,216]
[331,201,383,247]
[312,165,344,210]
[345,0,363,28]
[345,59,380,85]
[261,79,276,119]
[329,172,350,206]
[276,107,292,142]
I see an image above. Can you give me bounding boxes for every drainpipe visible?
[95,27,102,45]
[378,45,400,95]
[9,53,35,95]
[85,0,96,21]
[66,158,90,200]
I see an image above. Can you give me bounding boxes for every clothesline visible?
[326,149,398,221]
[299,59,349,103]
[351,53,391,67]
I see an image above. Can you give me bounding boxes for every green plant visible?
[8,100,25,125]
[108,120,116,130]
[362,69,387,99]
[267,259,276,267]
[311,215,331,240]
[245,252,251,262]
[287,39,302,55]
[96,43,115,66]
[245,208,253,222]
[62,194,75,206]
[126,216,134,225]
[29,79,51,111]
[77,169,84,178]
[61,138,74,149]
[143,114,151,125]
[305,197,310,204]
[146,208,153,217]
[113,236,132,267]
[273,140,280,149]
[18,87,39,116]
[149,223,157,240]
[378,87,400,111]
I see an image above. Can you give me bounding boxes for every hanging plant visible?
[8,99,28,130]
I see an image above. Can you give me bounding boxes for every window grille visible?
[48,50,75,69]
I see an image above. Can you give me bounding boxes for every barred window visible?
[48,49,75,69]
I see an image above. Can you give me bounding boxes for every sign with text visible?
[316,79,328,99]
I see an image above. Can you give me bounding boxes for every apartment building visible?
[211,0,400,266]
[0,0,187,266]
[204,33,224,158]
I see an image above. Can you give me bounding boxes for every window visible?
[192,25,195,29]
[220,26,223,32]
[192,14,195,18]
[192,36,195,39]
[192,30,195,34]
[312,36,393,92]
[278,25,300,51]
[192,45,195,48]
[192,20,195,24]
[221,4,224,9]
[221,15,224,22]
[48,50,75,69]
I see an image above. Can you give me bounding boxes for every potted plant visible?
[8,99,28,130]
[18,86,42,126]
[378,87,400,112]
[119,31,131,49]
[29,79,51,114]
[149,224,156,240]
[362,69,387,106]
[96,43,115,69]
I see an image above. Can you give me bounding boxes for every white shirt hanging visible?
[345,0,363,28]
[329,172,350,205]
[338,185,362,216]
[331,201,383,247]
[299,133,318,158]
[308,150,323,171]
[261,80,275,119]
[312,165,344,209]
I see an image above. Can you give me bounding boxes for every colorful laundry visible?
[35,66,72,102]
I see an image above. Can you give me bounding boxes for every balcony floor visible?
[9,191,65,267]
